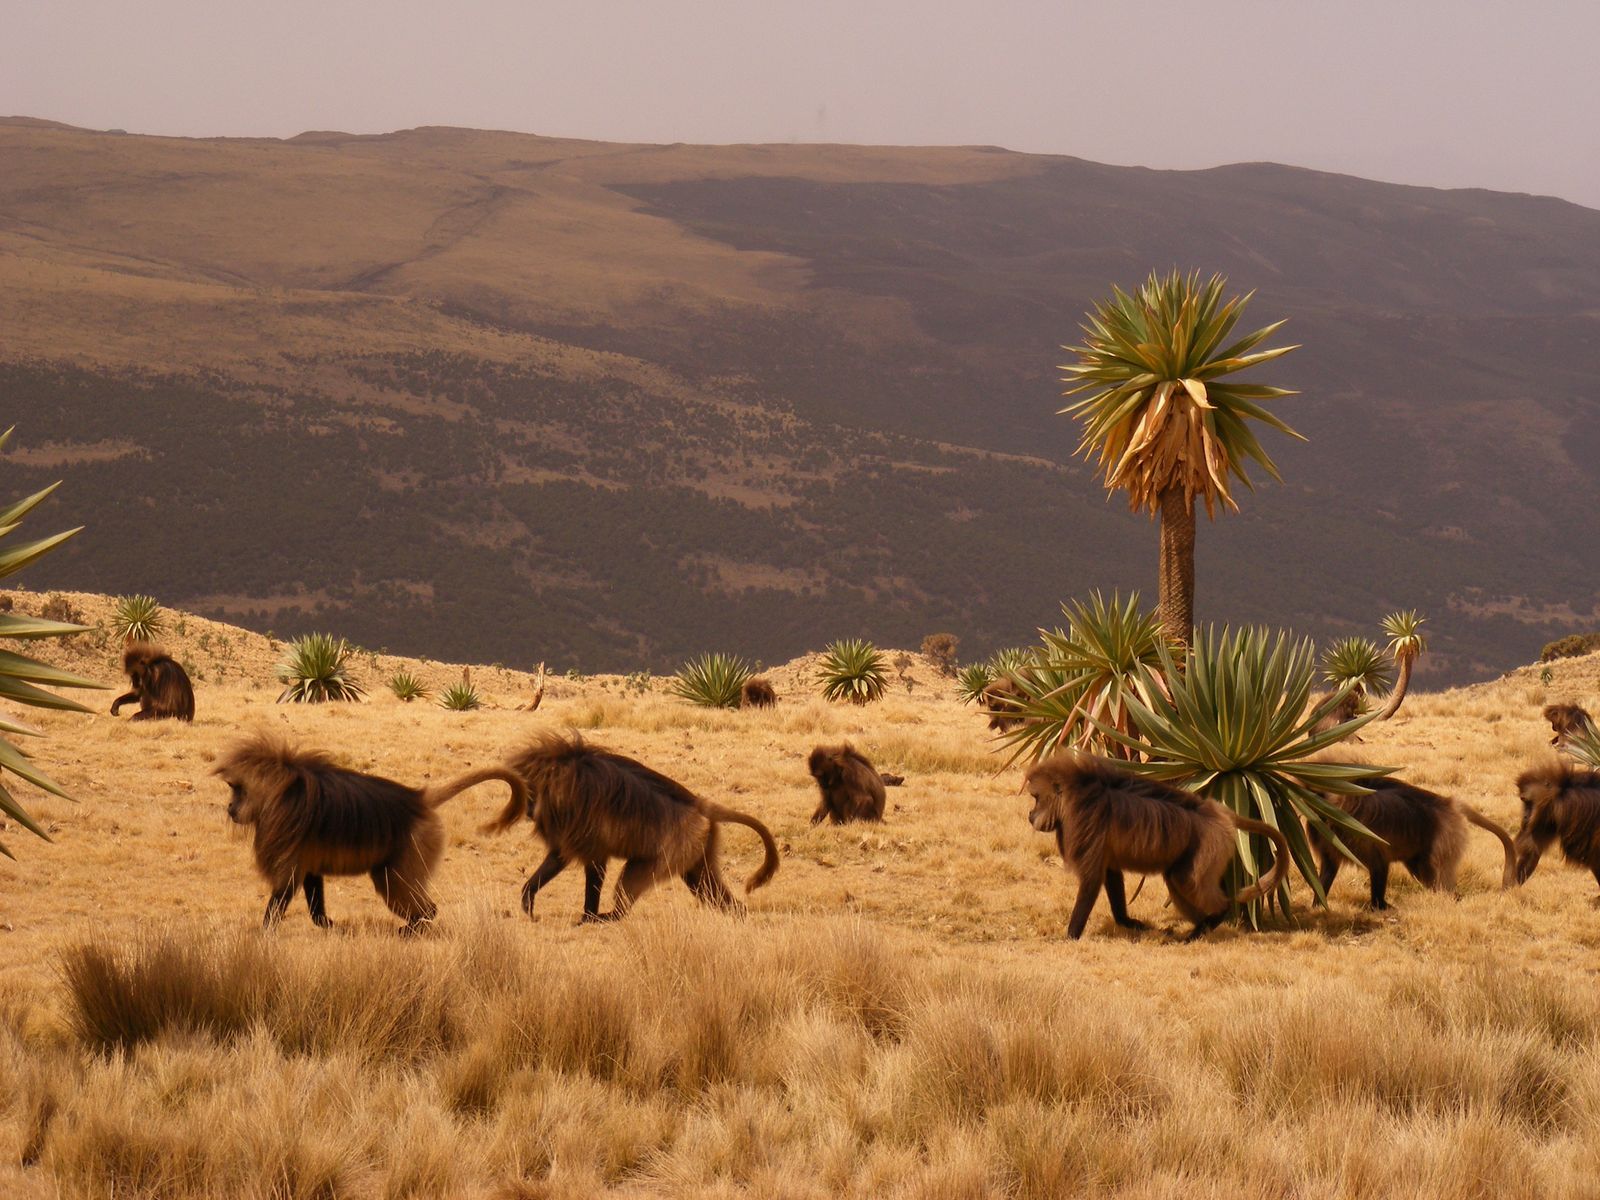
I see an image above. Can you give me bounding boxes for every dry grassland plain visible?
[2,592,1600,1199]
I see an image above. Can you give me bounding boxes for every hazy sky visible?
[7,1,1599,208]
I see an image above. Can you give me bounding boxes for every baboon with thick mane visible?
[807,744,887,825]
[1543,703,1594,749]
[484,732,780,921]
[1310,779,1517,909]
[741,678,777,709]
[983,675,1027,732]
[1513,759,1600,891]
[111,643,194,722]
[215,733,527,931]
[1023,752,1290,940]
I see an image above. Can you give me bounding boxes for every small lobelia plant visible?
[388,670,429,703]
[1374,610,1427,720]
[670,653,753,709]
[1559,723,1600,770]
[956,662,994,706]
[111,594,165,644]
[818,639,889,705]
[1320,636,1393,709]
[276,633,365,703]
[439,674,482,712]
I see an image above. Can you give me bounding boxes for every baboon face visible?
[1023,773,1059,833]
[1513,773,1559,881]
[807,749,841,787]
[218,772,256,825]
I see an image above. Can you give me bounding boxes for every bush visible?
[39,592,83,626]
[388,670,429,702]
[276,634,364,703]
[110,594,165,644]
[1541,633,1600,662]
[670,653,752,709]
[921,633,960,677]
[818,639,888,705]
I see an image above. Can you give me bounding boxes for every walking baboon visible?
[111,643,195,722]
[1543,703,1594,749]
[1513,760,1600,892]
[215,733,527,931]
[1023,752,1290,940]
[984,676,1027,732]
[741,678,777,709]
[807,744,887,824]
[1311,780,1517,909]
[484,732,780,921]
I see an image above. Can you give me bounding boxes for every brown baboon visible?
[484,732,780,921]
[1543,703,1594,748]
[1513,760,1600,891]
[741,678,777,709]
[1310,780,1517,909]
[1308,689,1363,738]
[807,744,887,825]
[983,675,1027,732]
[111,643,195,722]
[215,733,527,931]
[1023,752,1290,940]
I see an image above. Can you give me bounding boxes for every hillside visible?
[3,119,1599,681]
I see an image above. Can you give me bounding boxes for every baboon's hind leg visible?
[371,840,439,932]
[685,858,739,911]
[520,849,569,917]
[581,861,607,922]
[263,880,297,928]
[303,874,331,928]
[595,857,670,921]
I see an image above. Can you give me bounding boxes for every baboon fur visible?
[1023,752,1291,940]
[1543,702,1594,748]
[484,732,780,921]
[983,675,1027,732]
[807,743,887,825]
[215,732,527,931]
[741,678,777,709]
[1513,759,1600,892]
[1308,689,1363,738]
[1311,779,1517,909]
[111,643,195,722]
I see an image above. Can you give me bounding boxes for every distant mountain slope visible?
[2,119,1596,681]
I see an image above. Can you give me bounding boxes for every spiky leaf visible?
[276,634,364,704]
[1321,636,1394,697]
[111,594,166,644]
[817,639,888,706]
[670,653,753,709]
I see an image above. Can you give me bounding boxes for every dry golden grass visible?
[3,600,1600,1197]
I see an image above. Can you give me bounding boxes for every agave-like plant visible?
[388,670,429,703]
[276,634,365,703]
[1060,270,1301,645]
[0,430,106,856]
[110,594,165,644]
[438,681,482,712]
[1558,723,1600,770]
[1374,610,1427,720]
[1094,626,1388,919]
[986,647,1035,678]
[997,592,1171,767]
[670,652,752,709]
[1321,636,1394,700]
[956,662,994,706]
[817,639,888,705]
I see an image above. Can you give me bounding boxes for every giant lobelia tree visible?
[1060,270,1301,646]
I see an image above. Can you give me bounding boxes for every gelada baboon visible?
[1310,780,1517,909]
[111,643,195,722]
[1543,703,1594,748]
[984,675,1026,732]
[483,732,780,921]
[1308,689,1363,739]
[1513,759,1600,892]
[215,733,528,931]
[807,743,886,824]
[1023,752,1290,940]
[741,678,777,709]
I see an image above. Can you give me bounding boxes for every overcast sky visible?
[7,1,1598,209]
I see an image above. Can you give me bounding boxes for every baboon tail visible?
[1230,815,1292,906]
[703,802,780,893]
[1460,804,1519,888]
[424,767,528,826]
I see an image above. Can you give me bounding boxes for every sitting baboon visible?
[983,675,1027,732]
[1310,779,1517,909]
[1023,753,1290,940]
[484,732,779,921]
[215,733,527,931]
[1513,759,1600,891]
[741,678,777,709]
[1308,689,1363,739]
[807,744,887,824]
[1543,703,1594,749]
[111,643,195,722]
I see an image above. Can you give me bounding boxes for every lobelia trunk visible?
[1376,652,1414,720]
[1158,487,1195,648]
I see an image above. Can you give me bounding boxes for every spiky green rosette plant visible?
[997,592,1171,766]
[110,594,165,644]
[670,653,753,709]
[1060,271,1301,646]
[956,663,994,706]
[1558,723,1600,769]
[0,431,106,856]
[1094,626,1388,920]
[1321,636,1394,700]
[439,681,482,712]
[818,639,888,705]
[276,634,364,703]
[1374,611,1427,720]
[388,670,428,703]
[987,647,1034,678]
